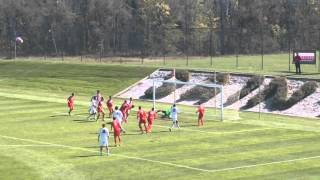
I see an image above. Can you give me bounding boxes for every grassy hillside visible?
[7,52,320,78]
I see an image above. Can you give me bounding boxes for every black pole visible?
[209,28,213,66]
[288,0,291,72]
[318,30,320,72]
[261,24,264,70]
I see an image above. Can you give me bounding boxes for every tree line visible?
[0,0,319,58]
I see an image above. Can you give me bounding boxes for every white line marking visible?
[0,135,211,172]
[0,144,61,147]
[153,124,274,135]
[209,155,320,173]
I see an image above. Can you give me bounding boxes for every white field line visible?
[209,155,320,173]
[0,134,211,173]
[153,124,274,135]
[0,144,61,148]
[1,134,320,173]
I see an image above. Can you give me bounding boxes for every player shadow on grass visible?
[180,124,198,127]
[73,119,96,123]
[85,146,117,149]
[73,154,101,158]
[49,114,69,118]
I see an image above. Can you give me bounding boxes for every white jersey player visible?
[88,96,98,120]
[112,106,126,132]
[112,106,123,123]
[169,104,180,131]
[98,124,110,156]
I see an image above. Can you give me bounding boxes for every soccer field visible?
[1,61,320,179]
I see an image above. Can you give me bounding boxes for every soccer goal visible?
[152,79,224,121]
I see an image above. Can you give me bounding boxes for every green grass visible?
[1,61,320,179]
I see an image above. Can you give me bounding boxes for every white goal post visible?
[152,79,224,121]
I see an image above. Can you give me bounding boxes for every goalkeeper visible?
[157,108,171,119]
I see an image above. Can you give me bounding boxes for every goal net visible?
[151,79,225,121]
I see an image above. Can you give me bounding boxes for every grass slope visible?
[1,61,320,179]
[8,52,320,79]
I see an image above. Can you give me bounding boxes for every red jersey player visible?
[67,93,75,116]
[120,100,129,123]
[196,104,205,126]
[111,117,122,146]
[147,108,157,133]
[96,97,105,122]
[106,96,113,118]
[137,106,148,134]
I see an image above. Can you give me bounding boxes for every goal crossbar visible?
[152,79,224,121]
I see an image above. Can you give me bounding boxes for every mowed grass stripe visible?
[122,129,320,168]
[233,120,320,133]
[3,133,320,176]
[139,134,320,162]
[195,138,320,170]
[0,135,213,173]
[112,128,312,158]
[0,101,65,111]
[0,107,66,117]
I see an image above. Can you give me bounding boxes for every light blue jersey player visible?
[98,124,110,156]
[169,104,180,131]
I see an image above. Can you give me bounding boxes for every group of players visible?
[67,90,206,156]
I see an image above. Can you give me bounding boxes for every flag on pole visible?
[16,37,23,44]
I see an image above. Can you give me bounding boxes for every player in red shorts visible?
[106,96,113,118]
[120,100,129,123]
[147,107,157,133]
[111,117,122,146]
[196,104,205,126]
[137,106,148,134]
[96,97,105,122]
[67,93,75,116]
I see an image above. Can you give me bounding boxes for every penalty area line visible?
[209,155,320,173]
[0,134,211,173]
[153,124,274,135]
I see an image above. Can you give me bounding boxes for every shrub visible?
[142,83,175,99]
[269,77,288,110]
[179,86,220,104]
[175,70,190,82]
[242,77,286,109]
[239,75,264,99]
[281,81,318,110]
[208,73,230,85]
[224,91,240,107]
[164,72,173,80]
